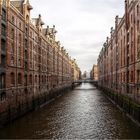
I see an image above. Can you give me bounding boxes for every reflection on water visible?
[0,83,140,139]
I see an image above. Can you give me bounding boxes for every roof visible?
[10,0,24,7]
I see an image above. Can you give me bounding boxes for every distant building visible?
[90,65,98,81]
[71,59,81,82]
[82,71,87,79]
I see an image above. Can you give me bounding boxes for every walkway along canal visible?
[0,83,140,139]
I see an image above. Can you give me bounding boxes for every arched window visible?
[11,72,15,85]
[18,73,22,84]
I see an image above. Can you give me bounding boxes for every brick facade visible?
[0,0,80,113]
[98,0,140,103]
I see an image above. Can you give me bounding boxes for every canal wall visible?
[98,86,140,126]
[0,85,72,127]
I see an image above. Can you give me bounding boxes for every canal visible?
[0,83,140,139]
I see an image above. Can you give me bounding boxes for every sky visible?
[30,0,124,73]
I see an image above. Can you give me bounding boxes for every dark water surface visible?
[0,83,140,139]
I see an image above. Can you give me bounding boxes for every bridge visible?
[72,79,98,86]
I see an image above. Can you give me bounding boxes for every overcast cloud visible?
[30,0,124,72]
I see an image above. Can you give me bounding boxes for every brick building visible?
[90,65,98,81]
[98,0,140,103]
[0,0,80,117]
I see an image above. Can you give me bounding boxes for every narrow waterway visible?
[0,83,140,139]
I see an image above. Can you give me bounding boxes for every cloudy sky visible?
[30,0,124,73]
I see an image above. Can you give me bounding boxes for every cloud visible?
[30,0,124,72]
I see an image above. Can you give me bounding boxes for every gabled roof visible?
[10,0,33,11]
[10,0,24,8]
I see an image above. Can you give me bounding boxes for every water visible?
[0,83,140,139]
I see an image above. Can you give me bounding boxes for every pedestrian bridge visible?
[72,80,98,85]
[74,88,97,90]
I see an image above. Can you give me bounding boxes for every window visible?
[1,39,6,51]
[0,92,6,101]
[18,73,22,84]
[29,75,32,84]
[131,27,133,40]
[12,16,14,23]
[19,34,22,44]
[18,34,21,58]
[30,41,32,48]
[2,9,6,21]
[1,24,6,36]
[138,70,140,83]
[35,75,37,83]
[1,56,5,67]
[18,47,21,56]
[127,33,129,43]
[25,50,28,60]
[11,73,15,85]
[131,71,134,82]
[19,22,21,29]
[137,5,139,15]
[25,27,28,34]
[25,62,27,70]
[11,42,14,54]
[11,41,14,65]
[0,74,5,89]
[25,39,28,48]
[42,75,43,83]
[137,20,139,31]
[131,14,133,24]
[123,72,125,82]
[18,59,21,66]
[11,28,14,39]
[30,31,32,37]
[45,76,46,83]
[24,75,27,86]
[11,56,14,65]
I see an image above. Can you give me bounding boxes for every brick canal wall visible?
[0,85,72,126]
[98,86,140,125]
